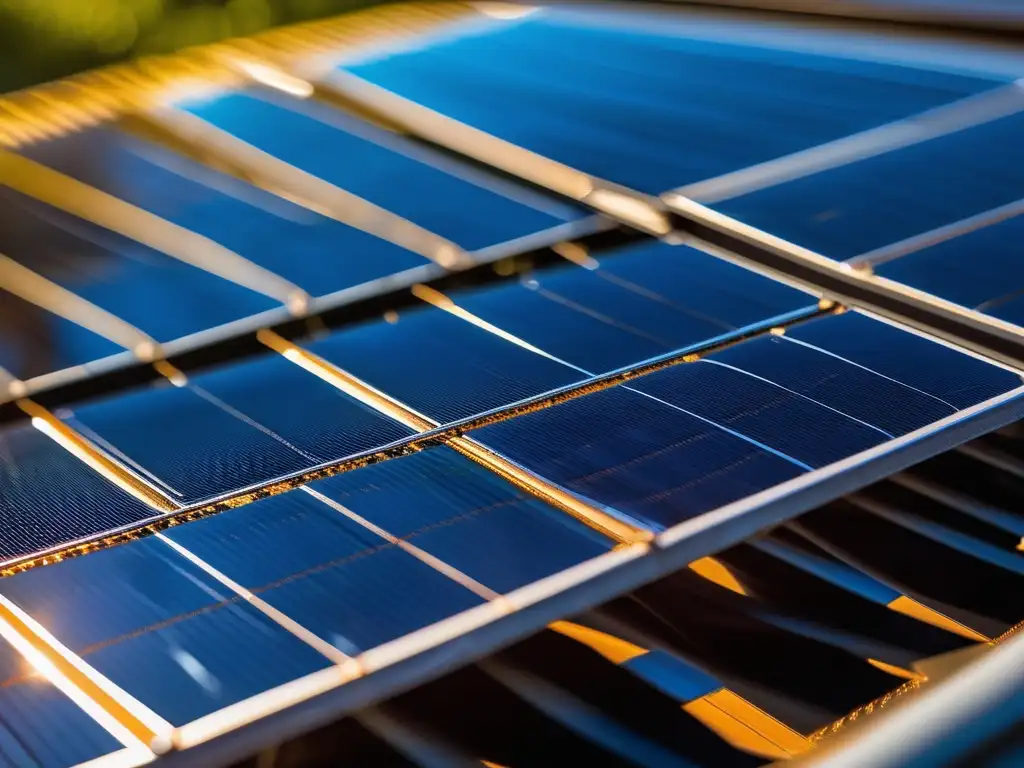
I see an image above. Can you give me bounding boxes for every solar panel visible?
[0,2,1020,765]
[345,13,1001,192]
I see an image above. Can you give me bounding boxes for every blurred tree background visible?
[0,0,384,92]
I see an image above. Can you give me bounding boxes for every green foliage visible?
[0,0,381,92]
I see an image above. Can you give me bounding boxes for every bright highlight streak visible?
[585,189,672,236]
[156,534,357,668]
[0,594,172,752]
[411,284,578,367]
[235,61,315,98]
[474,2,539,19]
[23,402,177,512]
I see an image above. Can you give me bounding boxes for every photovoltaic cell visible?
[163,490,484,651]
[470,311,1020,530]
[347,16,1000,193]
[0,535,333,726]
[594,242,811,326]
[452,242,811,373]
[23,129,430,300]
[630,361,888,468]
[717,112,1024,260]
[783,312,1022,409]
[310,446,615,593]
[0,643,121,767]
[184,92,574,250]
[874,215,1024,326]
[472,385,805,530]
[0,422,154,562]
[0,189,277,347]
[304,306,585,424]
[66,354,412,503]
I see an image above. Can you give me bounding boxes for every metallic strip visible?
[250,67,673,236]
[17,399,179,512]
[663,193,1024,369]
[120,108,473,270]
[0,593,172,753]
[850,196,1024,267]
[678,83,1024,204]
[0,252,159,361]
[0,149,309,315]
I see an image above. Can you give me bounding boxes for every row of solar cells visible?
[1,232,1021,766]
[5,10,1024,383]
[4,237,1020,559]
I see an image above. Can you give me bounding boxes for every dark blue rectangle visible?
[718,112,1024,260]
[68,354,412,502]
[348,16,999,193]
[24,129,430,301]
[183,92,573,250]
[163,490,483,651]
[453,243,811,373]
[783,312,1022,410]
[0,422,155,562]
[0,536,331,726]
[471,385,805,530]
[311,446,614,593]
[876,215,1024,327]
[630,360,888,469]
[304,306,584,424]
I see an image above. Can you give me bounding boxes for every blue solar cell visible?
[453,244,811,373]
[185,92,573,250]
[0,536,331,726]
[24,129,430,301]
[0,643,122,768]
[67,355,412,502]
[0,422,154,562]
[456,278,668,373]
[311,446,614,593]
[0,189,276,345]
[304,306,584,424]
[630,360,888,468]
[785,312,1022,410]
[471,385,805,530]
[718,112,1024,260]
[595,242,811,327]
[708,332,952,437]
[348,17,998,193]
[876,215,1024,325]
[163,490,483,650]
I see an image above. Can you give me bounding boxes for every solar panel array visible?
[0,3,1021,766]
